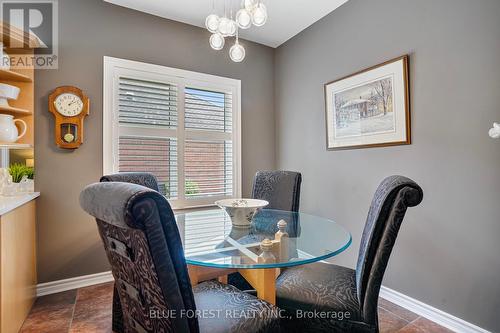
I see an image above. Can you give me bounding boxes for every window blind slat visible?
[185,87,232,133]
[118,77,178,128]
[184,138,233,199]
[118,136,178,199]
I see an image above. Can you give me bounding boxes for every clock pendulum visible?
[63,124,75,143]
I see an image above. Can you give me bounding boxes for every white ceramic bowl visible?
[216,198,269,227]
[0,83,20,106]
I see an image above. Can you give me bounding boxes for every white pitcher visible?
[0,114,27,143]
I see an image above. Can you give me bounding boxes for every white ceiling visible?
[104,0,349,48]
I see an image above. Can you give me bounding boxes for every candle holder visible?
[257,239,276,263]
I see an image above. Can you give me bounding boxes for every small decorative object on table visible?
[257,239,276,264]
[275,220,289,260]
[215,198,268,227]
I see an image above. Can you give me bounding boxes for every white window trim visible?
[103,56,242,210]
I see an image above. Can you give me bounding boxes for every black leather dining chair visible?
[275,175,423,333]
[228,171,302,292]
[100,172,161,332]
[252,171,302,212]
[80,181,280,333]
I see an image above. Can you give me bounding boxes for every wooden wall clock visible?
[48,86,89,149]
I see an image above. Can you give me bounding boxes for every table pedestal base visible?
[238,268,277,305]
[187,265,235,286]
[187,265,278,305]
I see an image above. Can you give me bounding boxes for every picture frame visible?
[324,55,410,150]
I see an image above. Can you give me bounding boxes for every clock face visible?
[54,93,84,117]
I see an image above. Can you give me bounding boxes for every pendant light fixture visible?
[205,0,220,33]
[229,29,245,62]
[236,7,252,29]
[209,32,225,50]
[205,0,268,63]
[251,1,267,26]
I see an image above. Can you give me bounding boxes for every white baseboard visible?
[380,286,490,333]
[36,273,489,333]
[36,271,114,297]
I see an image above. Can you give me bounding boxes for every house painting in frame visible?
[325,55,410,150]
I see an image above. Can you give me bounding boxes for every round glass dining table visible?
[175,208,352,305]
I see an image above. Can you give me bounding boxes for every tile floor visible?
[20,282,454,332]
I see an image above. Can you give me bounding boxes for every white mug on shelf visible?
[0,83,20,107]
[0,114,27,143]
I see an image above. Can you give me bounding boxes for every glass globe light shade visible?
[236,8,252,29]
[205,14,220,33]
[228,19,237,36]
[251,3,267,27]
[229,42,245,62]
[218,17,231,37]
[244,0,257,11]
[209,33,225,50]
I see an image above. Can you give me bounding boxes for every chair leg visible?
[112,284,125,333]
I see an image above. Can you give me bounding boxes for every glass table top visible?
[175,209,352,269]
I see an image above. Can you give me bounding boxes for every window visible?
[104,57,241,209]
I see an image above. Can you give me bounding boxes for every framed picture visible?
[324,55,410,150]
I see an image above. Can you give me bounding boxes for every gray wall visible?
[275,0,500,331]
[35,0,275,283]
[34,0,500,330]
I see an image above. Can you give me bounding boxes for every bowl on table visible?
[215,198,269,227]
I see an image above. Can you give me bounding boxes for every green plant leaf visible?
[8,163,35,183]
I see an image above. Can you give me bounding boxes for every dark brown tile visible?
[69,282,114,333]
[398,317,454,333]
[378,307,410,333]
[397,323,423,333]
[379,297,419,322]
[22,281,453,333]
[20,289,77,333]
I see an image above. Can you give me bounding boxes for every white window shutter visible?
[117,77,178,198]
[184,87,233,200]
[104,57,241,209]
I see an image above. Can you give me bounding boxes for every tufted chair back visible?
[100,172,160,192]
[355,175,423,326]
[252,171,302,212]
[80,182,198,333]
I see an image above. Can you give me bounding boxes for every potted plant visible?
[5,163,35,194]
[9,163,34,183]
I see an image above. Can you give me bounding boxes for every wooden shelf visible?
[0,69,32,82]
[0,105,31,115]
[0,143,32,149]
